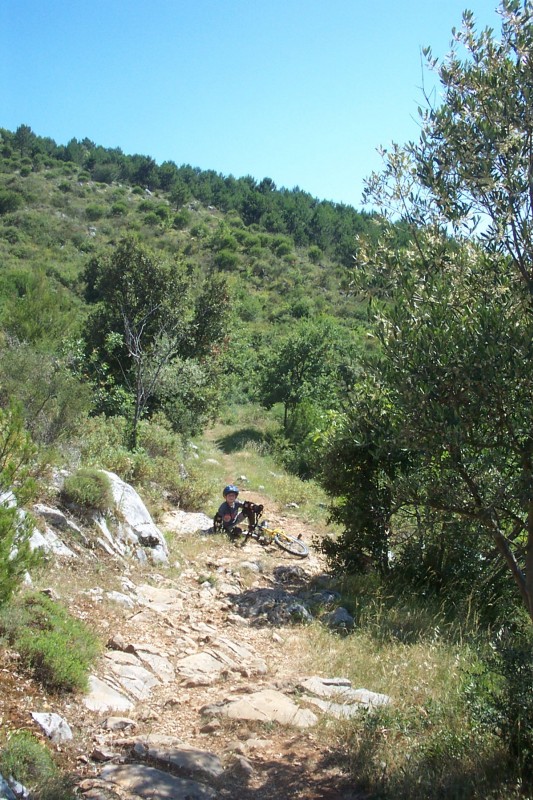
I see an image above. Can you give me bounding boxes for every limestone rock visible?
[133,734,224,781]
[84,676,134,713]
[30,712,73,743]
[100,763,217,800]
[203,688,318,728]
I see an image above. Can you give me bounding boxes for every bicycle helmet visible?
[223,484,239,498]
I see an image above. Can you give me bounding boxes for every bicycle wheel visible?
[273,531,309,558]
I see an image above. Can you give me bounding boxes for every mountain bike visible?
[213,501,309,558]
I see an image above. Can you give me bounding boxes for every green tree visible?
[83,237,228,447]
[328,1,533,620]
[13,124,36,157]
[259,318,340,431]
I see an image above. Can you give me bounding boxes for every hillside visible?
[3,105,533,800]
[0,124,376,343]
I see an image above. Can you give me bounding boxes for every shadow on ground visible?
[228,563,339,628]
[216,428,267,454]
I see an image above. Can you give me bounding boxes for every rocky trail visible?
[0,474,384,800]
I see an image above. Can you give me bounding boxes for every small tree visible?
[83,237,228,448]
[259,318,340,432]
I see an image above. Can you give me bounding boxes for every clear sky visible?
[2,0,501,209]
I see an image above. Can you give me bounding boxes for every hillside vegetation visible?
[3,3,533,795]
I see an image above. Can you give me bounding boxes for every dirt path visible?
[0,437,362,799]
[66,501,360,799]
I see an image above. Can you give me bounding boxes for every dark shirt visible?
[217,499,243,528]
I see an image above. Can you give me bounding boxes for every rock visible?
[30,712,73,743]
[106,591,136,608]
[91,747,118,762]
[100,471,168,562]
[176,652,229,686]
[136,584,184,614]
[321,607,355,631]
[227,613,249,626]
[202,688,318,728]
[40,587,60,601]
[104,652,160,700]
[134,648,175,683]
[107,634,129,651]
[84,676,134,713]
[299,676,352,696]
[33,504,73,530]
[100,764,217,800]
[133,734,224,781]
[199,720,221,734]
[232,755,254,776]
[0,772,17,800]
[176,636,266,685]
[273,565,307,583]
[102,717,137,731]
[299,676,392,716]
[29,525,77,558]
[160,510,214,536]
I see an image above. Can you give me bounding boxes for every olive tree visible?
[324,1,533,620]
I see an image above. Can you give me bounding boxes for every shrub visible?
[270,235,292,256]
[308,245,322,263]
[466,621,533,784]
[143,211,161,226]
[110,200,128,216]
[153,204,170,222]
[0,344,92,444]
[0,189,23,215]
[85,204,105,221]
[0,404,40,610]
[0,731,57,787]
[173,209,191,229]
[214,249,240,271]
[61,468,113,512]
[0,592,101,692]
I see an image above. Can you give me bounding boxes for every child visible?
[216,484,244,535]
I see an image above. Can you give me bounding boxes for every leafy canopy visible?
[323,1,533,621]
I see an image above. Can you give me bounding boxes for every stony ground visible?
[0,488,367,800]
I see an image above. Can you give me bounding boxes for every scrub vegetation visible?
[1,2,533,795]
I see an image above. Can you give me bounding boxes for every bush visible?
[0,592,101,692]
[61,468,113,512]
[214,249,240,271]
[308,244,322,263]
[143,211,161,226]
[110,200,128,216]
[85,204,105,221]
[0,189,23,215]
[0,731,57,788]
[173,209,191,229]
[0,404,40,610]
[467,621,533,784]
[0,661,84,798]
[0,344,92,444]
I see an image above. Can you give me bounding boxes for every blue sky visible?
[2,1,501,208]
